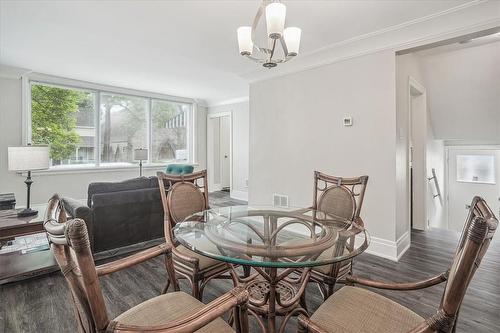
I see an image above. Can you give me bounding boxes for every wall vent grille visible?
[273,193,289,207]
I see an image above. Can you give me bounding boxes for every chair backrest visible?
[435,196,498,332]
[157,170,209,242]
[44,194,108,333]
[312,171,368,220]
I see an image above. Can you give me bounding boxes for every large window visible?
[29,80,192,169]
[31,83,96,166]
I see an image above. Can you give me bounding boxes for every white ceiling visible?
[0,0,473,105]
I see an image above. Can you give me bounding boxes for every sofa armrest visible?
[61,197,94,250]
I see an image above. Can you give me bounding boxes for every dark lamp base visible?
[17,208,38,217]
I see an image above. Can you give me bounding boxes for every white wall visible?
[0,70,207,205]
[249,51,403,260]
[426,123,445,229]
[208,101,249,201]
[420,41,500,142]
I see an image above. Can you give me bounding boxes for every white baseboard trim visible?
[230,190,248,202]
[211,184,223,192]
[396,230,411,261]
[357,230,411,262]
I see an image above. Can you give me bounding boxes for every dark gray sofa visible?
[62,176,164,254]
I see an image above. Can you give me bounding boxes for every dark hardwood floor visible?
[1,192,499,332]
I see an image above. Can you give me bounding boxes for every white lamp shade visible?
[284,27,301,56]
[8,146,50,171]
[134,148,148,160]
[265,2,286,39]
[237,26,253,55]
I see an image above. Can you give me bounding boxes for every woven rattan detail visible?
[169,182,206,223]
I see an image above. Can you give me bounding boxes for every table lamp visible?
[8,145,50,217]
[134,148,148,177]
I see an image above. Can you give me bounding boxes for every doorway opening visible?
[207,112,232,193]
[398,27,500,241]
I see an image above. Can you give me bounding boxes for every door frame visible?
[408,76,427,231]
[207,111,233,193]
[445,145,500,229]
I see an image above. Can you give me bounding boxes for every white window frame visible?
[22,72,197,173]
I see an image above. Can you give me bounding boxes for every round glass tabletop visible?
[173,205,370,268]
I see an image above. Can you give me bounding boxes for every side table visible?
[0,204,58,284]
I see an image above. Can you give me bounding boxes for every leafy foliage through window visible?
[30,82,191,168]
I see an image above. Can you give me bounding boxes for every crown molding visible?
[208,96,249,108]
[240,0,500,83]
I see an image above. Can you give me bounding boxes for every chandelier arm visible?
[279,36,289,57]
[268,38,277,62]
[244,54,267,64]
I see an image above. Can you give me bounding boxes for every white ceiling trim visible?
[208,96,250,108]
[241,0,500,83]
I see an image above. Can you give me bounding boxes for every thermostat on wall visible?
[343,116,353,126]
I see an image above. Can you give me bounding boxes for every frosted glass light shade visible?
[134,148,148,160]
[8,146,50,171]
[284,27,301,56]
[265,2,286,39]
[237,26,253,55]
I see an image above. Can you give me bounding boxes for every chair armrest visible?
[298,314,329,333]
[171,245,200,265]
[345,271,448,291]
[96,243,169,276]
[110,286,249,333]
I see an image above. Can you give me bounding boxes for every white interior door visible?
[447,148,500,232]
[220,116,231,189]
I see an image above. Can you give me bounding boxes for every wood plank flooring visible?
[1,192,499,332]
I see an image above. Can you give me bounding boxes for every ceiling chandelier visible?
[237,0,301,68]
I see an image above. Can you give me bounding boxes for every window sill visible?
[20,163,199,176]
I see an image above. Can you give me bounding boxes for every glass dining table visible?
[173,205,370,333]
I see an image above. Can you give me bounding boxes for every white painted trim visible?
[21,75,30,145]
[23,163,199,176]
[0,65,32,79]
[24,72,196,103]
[362,235,399,262]
[241,1,500,83]
[208,97,249,108]
[291,1,486,64]
[356,231,410,262]
[211,184,223,192]
[230,190,248,202]
[396,230,411,261]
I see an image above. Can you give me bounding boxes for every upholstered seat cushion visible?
[282,238,351,275]
[175,244,225,271]
[310,286,424,333]
[113,291,234,332]
[312,248,351,275]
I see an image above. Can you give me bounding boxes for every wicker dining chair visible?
[158,170,235,300]
[43,194,249,333]
[298,196,498,333]
[308,171,369,299]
